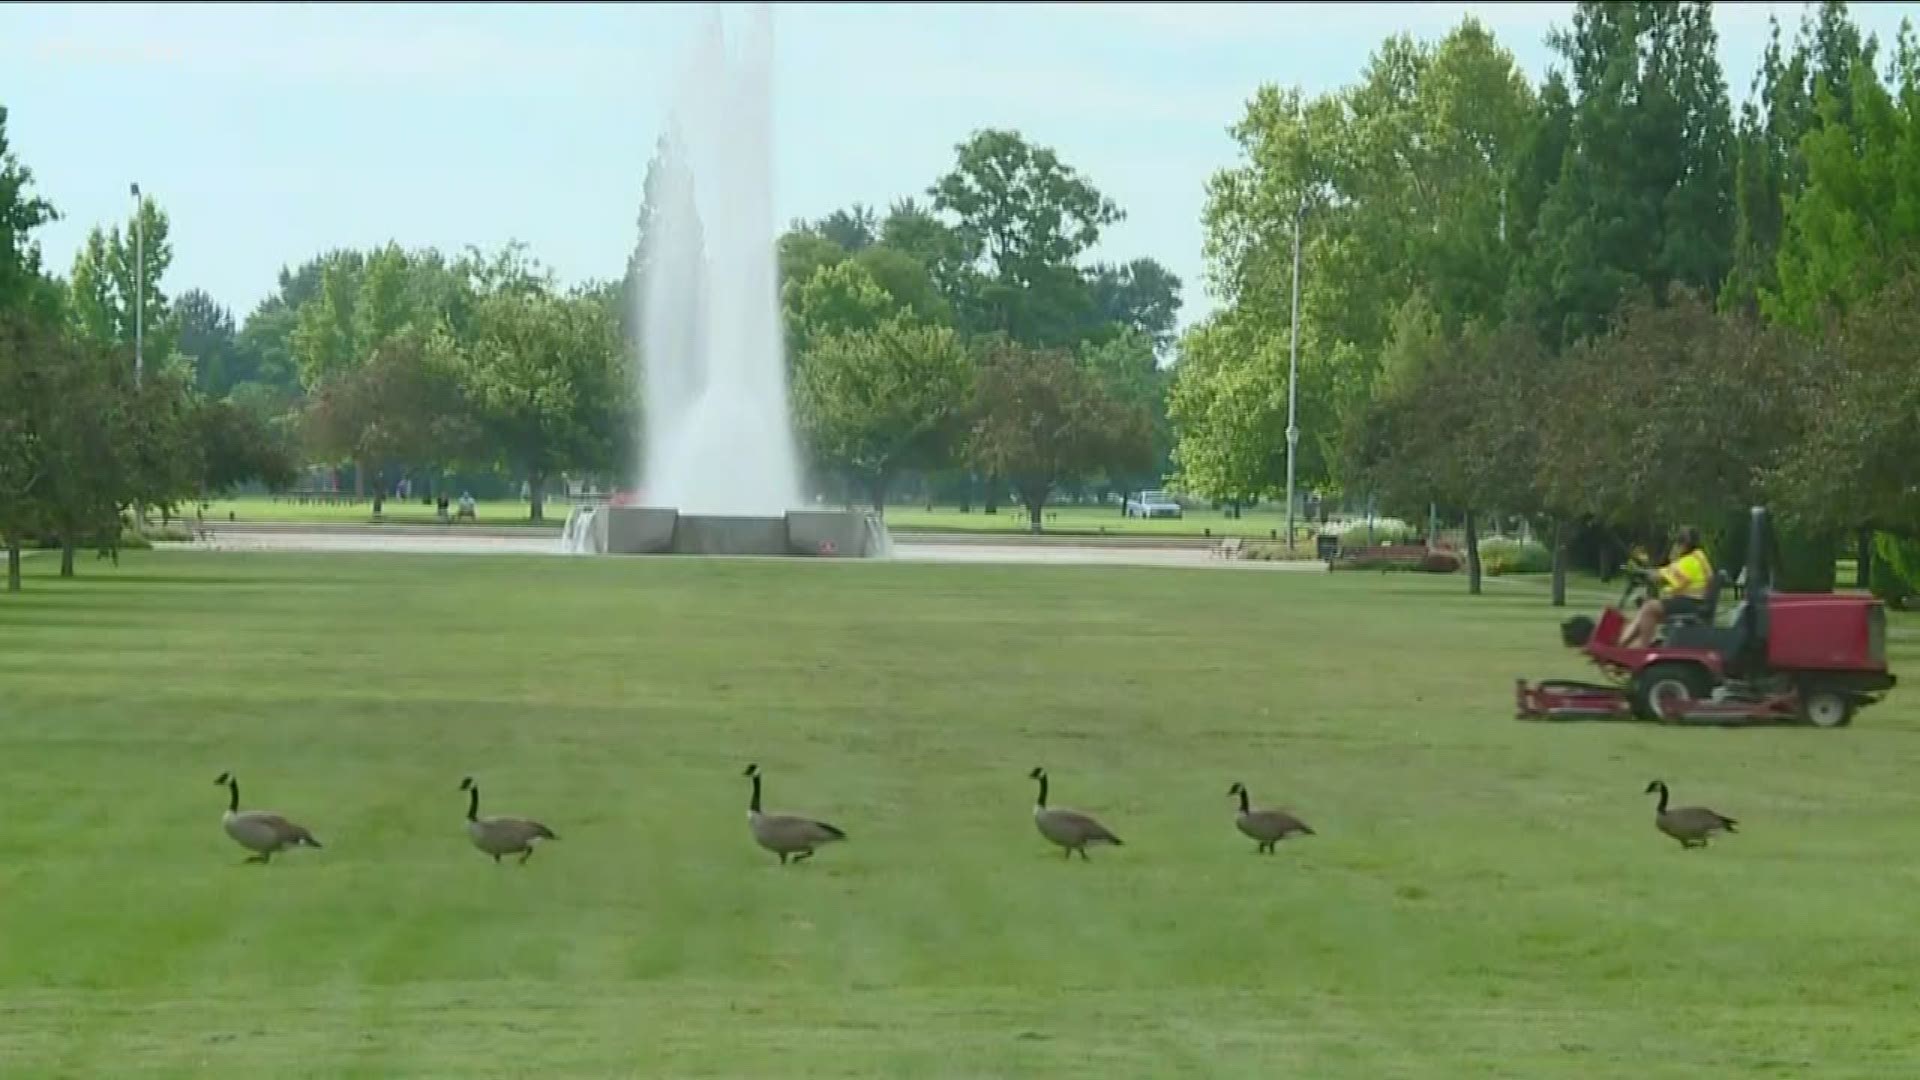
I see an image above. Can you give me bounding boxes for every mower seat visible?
[1658,569,1729,634]
[1663,573,1754,664]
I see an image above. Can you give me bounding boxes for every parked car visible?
[1124,490,1184,519]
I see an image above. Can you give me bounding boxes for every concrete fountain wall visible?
[566,506,890,558]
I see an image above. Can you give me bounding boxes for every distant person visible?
[1619,526,1714,648]
[437,494,450,523]
[458,492,477,520]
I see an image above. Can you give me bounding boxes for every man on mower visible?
[1618,526,1714,648]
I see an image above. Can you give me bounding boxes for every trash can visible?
[1315,533,1339,562]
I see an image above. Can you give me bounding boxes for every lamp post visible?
[1284,195,1305,551]
[130,182,143,386]
[130,182,146,530]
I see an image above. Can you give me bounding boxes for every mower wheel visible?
[1632,663,1713,722]
[1799,686,1855,729]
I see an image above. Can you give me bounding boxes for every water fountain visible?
[564,4,887,558]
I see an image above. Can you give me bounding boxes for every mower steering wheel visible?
[1617,567,1654,609]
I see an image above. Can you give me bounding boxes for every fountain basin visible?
[564,505,890,558]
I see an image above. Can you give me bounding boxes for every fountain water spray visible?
[562,4,888,559]
[636,4,802,516]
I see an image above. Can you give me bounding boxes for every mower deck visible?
[1515,678,1807,726]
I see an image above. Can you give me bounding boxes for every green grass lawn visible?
[2,552,1919,1076]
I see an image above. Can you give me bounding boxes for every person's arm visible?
[1656,561,1686,590]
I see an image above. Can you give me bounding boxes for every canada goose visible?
[1645,779,1738,848]
[1028,767,1122,860]
[213,772,321,863]
[743,763,846,865]
[459,776,557,864]
[1227,781,1314,853]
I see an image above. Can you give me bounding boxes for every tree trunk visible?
[985,473,999,516]
[529,472,546,522]
[5,538,20,592]
[1549,516,1567,608]
[1026,498,1045,534]
[59,539,75,578]
[1857,528,1873,590]
[1465,508,1482,596]
[867,471,890,515]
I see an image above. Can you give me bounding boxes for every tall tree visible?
[783,260,900,357]
[1186,18,1536,505]
[814,204,878,253]
[794,318,972,511]
[1343,318,1550,594]
[67,194,179,364]
[1085,258,1183,351]
[930,129,1119,345]
[175,289,243,397]
[303,324,475,509]
[0,105,59,324]
[879,198,970,302]
[0,312,55,591]
[459,288,628,520]
[1515,1,1737,346]
[1767,271,1920,537]
[1534,290,1813,532]
[37,334,135,577]
[1080,327,1171,505]
[968,341,1151,533]
[1764,42,1918,327]
[193,398,298,498]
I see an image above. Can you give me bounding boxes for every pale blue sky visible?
[4,2,1914,331]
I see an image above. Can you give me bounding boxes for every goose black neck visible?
[466,784,480,822]
[225,777,239,813]
[1654,783,1669,813]
[1236,787,1250,814]
[1034,774,1048,808]
[749,772,762,813]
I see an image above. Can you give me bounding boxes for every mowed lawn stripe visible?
[1,550,1918,1075]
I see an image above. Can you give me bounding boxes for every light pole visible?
[130,182,146,530]
[1284,195,1305,551]
[131,182,143,386]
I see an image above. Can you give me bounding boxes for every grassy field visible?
[3,552,1919,1077]
[194,496,1344,540]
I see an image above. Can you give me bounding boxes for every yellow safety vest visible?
[1659,548,1713,598]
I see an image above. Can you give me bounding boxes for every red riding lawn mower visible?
[1517,507,1898,728]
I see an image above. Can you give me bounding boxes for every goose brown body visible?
[1028,767,1122,859]
[1645,780,1738,848]
[460,777,557,864]
[214,773,321,863]
[1228,782,1314,853]
[744,764,845,864]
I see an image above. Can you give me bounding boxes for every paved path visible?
[171,525,1327,572]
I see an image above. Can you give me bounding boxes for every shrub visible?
[1479,538,1551,576]
[141,524,194,542]
[1872,533,1920,609]
[1331,549,1458,573]
[1240,542,1324,562]
[1339,520,1415,549]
